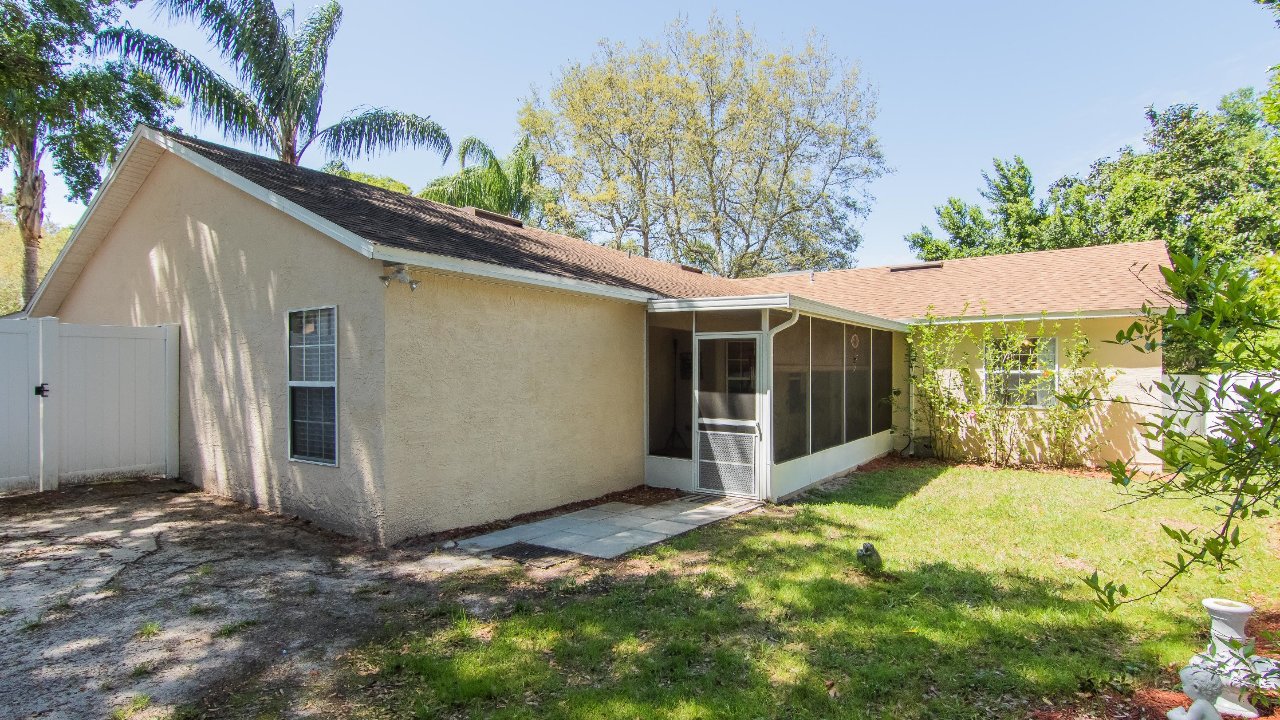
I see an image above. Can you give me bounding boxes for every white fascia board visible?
[648,294,792,312]
[372,245,657,303]
[27,130,152,315]
[788,296,910,333]
[142,128,377,259]
[648,294,909,333]
[914,308,1160,325]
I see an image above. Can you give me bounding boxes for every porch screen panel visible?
[845,325,872,442]
[871,329,894,434]
[810,318,844,452]
[647,313,693,458]
[772,316,810,463]
[697,339,756,420]
[695,309,763,333]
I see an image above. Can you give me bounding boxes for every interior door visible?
[695,334,760,497]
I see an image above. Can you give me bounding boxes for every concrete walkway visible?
[458,494,760,559]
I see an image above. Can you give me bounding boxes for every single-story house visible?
[25,127,1174,545]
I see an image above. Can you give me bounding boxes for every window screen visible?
[985,337,1057,407]
[810,319,844,452]
[772,316,809,463]
[845,325,872,442]
[288,307,337,464]
[871,329,894,434]
[647,313,693,458]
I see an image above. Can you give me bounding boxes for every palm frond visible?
[418,135,549,219]
[419,166,505,209]
[456,136,499,170]
[291,1,342,141]
[150,0,291,116]
[95,27,265,143]
[315,109,451,161]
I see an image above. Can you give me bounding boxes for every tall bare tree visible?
[522,15,885,276]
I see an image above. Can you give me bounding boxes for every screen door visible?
[694,334,760,497]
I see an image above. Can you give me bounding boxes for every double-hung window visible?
[985,336,1057,407]
[288,307,337,464]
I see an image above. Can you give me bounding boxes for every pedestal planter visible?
[1188,598,1280,719]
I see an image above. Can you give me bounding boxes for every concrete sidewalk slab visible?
[459,494,760,559]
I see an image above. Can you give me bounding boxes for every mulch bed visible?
[854,453,1114,479]
[1255,609,1280,655]
[1030,688,1191,720]
[395,484,686,549]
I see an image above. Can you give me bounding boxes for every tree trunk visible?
[279,124,299,165]
[14,135,46,306]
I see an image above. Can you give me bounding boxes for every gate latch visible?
[33,383,50,398]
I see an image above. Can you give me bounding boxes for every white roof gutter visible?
[648,294,909,333]
[913,308,1160,325]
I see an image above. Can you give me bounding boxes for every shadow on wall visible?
[1095,395,1147,468]
[172,216,385,541]
[60,158,390,542]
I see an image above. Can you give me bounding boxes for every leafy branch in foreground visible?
[1087,253,1280,610]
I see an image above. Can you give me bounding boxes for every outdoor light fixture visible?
[378,264,420,291]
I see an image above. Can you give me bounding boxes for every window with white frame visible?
[288,307,337,464]
[985,336,1057,407]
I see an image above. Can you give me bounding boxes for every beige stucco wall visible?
[50,153,391,541]
[916,316,1161,467]
[381,269,646,544]
[1074,317,1163,467]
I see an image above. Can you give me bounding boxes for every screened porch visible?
[644,298,904,501]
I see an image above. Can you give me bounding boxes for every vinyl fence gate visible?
[0,317,178,493]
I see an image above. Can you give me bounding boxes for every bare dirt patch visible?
[0,479,512,719]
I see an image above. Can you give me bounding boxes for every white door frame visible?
[692,330,764,499]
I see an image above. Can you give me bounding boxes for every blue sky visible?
[41,0,1280,267]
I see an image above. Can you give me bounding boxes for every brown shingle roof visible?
[735,241,1175,320]
[162,131,740,299]
[162,130,1173,320]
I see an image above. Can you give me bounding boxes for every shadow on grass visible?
[801,460,950,509]
[345,505,1192,720]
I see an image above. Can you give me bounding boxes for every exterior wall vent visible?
[462,206,523,227]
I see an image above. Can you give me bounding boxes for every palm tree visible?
[418,136,543,219]
[3,0,181,304]
[98,0,450,166]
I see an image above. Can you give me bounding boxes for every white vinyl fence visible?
[0,317,178,493]
[1164,372,1269,438]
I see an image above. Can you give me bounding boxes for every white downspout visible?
[763,310,801,501]
[906,333,915,457]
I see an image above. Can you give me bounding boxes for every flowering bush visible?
[905,313,1116,467]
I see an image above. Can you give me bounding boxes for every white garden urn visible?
[1189,598,1270,719]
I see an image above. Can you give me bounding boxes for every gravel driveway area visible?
[0,479,508,720]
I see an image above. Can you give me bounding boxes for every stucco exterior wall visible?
[915,316,1161,467]
[50,154,390,542]
[1074,317,1163,467]
[381,269,646,543]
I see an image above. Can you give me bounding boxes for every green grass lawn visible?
[344,463,1278,720]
